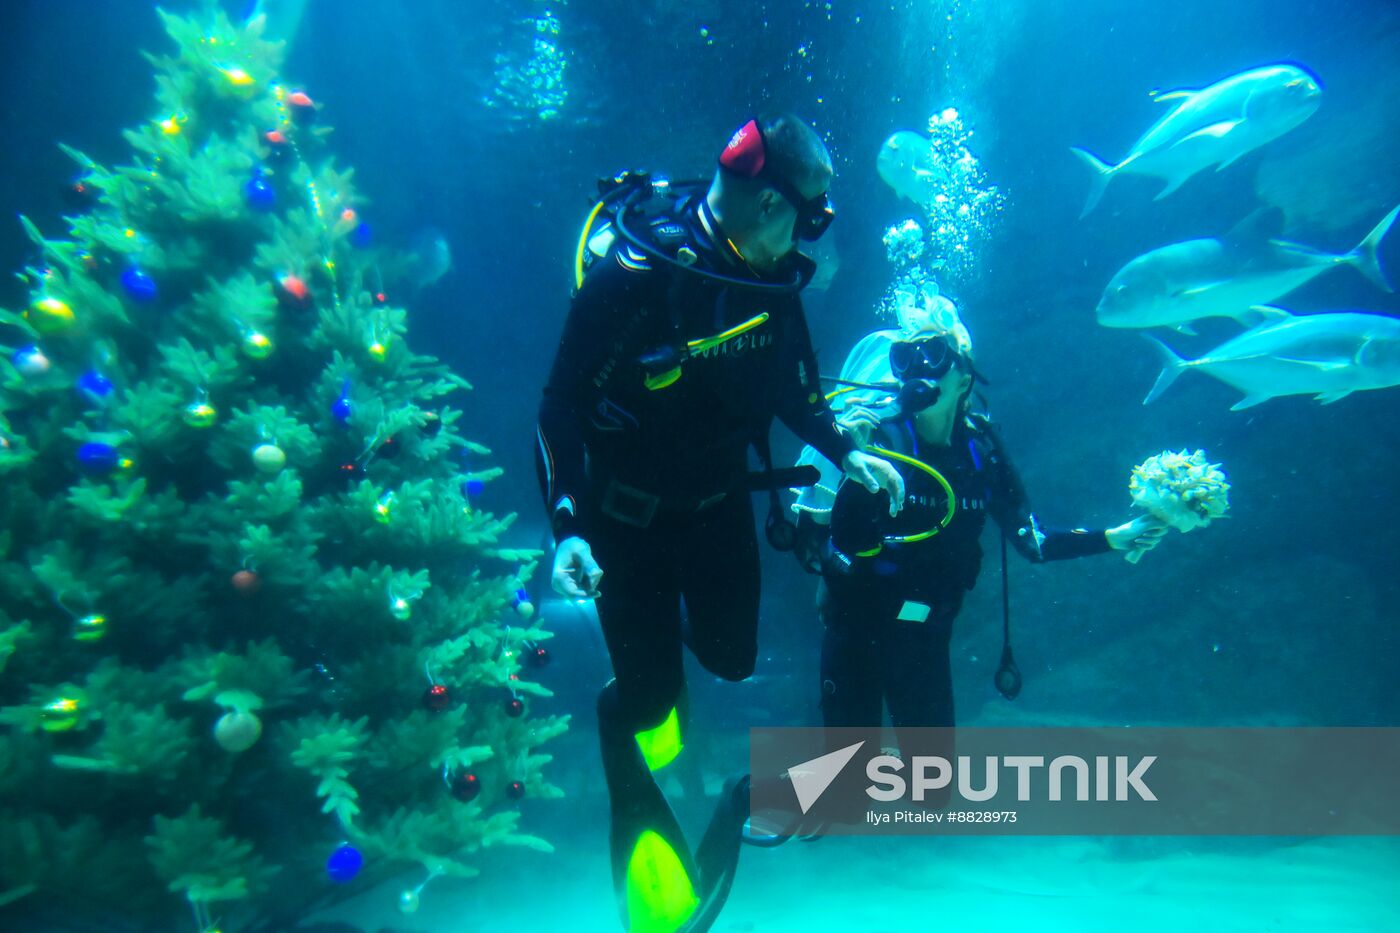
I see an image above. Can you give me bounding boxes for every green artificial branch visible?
[284,714,369,827]
[180,638,306,710]
[0,620,32,676]
[63,702,193,778]
[146,805,271,906]
[212,403,321,470]
[66,476,149,524]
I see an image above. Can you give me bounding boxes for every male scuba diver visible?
[745,316,1166,841]
[534,114,904,932]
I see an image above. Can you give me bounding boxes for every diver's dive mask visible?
[774,179,835,243]
[890,335,958,415]
[718,118,835,242]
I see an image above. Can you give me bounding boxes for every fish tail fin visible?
[1070,147,1116,219]
[1142,334,1189,405]
[1348,203,1399,292]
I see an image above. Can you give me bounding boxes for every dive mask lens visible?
[888,341,918,379]
[890,337,954,382]
[796,194,835,242]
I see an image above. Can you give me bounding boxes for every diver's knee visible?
[705,647,756,683]
[597,679,681,737]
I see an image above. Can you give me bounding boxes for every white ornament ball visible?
[398,889,420,914]
[16,347,51,376]
[252,443,287,474]
[214,710,262,753]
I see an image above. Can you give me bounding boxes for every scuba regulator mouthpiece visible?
[897,379,942,416]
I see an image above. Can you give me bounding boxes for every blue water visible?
[1,1,1397,930]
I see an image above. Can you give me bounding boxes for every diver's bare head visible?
[707,113,834,272]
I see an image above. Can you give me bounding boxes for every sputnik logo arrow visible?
[788,741,865,814]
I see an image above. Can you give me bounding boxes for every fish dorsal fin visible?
[1224,207,1286,254]
[1150,87,1197,104]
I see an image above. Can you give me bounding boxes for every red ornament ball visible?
[286,90,317,125]
[527,646,550,668]
[232,569,261,596]
[449,770,481,802]
[505,697,525,718]
[423,683,452,712]
[264,129,292,161]
[505,780,526,801]
[276,273,312,311]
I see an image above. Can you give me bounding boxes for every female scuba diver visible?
[745,311,1167,841]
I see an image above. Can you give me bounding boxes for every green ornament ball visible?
[73,613,107,642]
[243,331,273,359]
[27,297,76,335]
[41,697,81,733]
[214,710,262,753]
[183,401,218,428]
[252,443,286,474]
[398,889,420,914]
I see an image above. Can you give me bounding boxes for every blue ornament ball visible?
[77,370,114,401]
[120,266,157,303]
[350,222,373,249]
[245,173,277,212]
[77,442,120,472]
[325,844,363,884]
[463,479,485,498]
[331,379,353,424]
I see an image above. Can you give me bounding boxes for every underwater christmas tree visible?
[0,8,566,931]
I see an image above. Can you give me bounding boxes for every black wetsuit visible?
[817,413,1108,809]
[536,193,854,735]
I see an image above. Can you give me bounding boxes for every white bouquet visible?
[1125,449,1230,563]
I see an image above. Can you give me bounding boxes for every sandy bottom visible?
[315,828,1400,932]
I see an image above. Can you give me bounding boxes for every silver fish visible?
[1073,64,1322,217]
[877,130,947,205]
[1143,309,1400,410]
[1098,205,1397,332]
[406,227,452,288]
